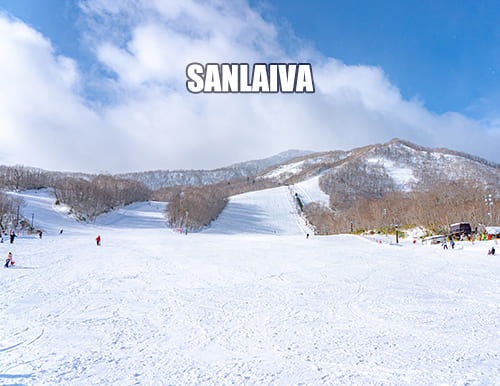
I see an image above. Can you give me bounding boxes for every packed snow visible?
[1,189,499,384]
[205,187,306,235]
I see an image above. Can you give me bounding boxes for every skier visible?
[450,239,455,249]
[9,233,16,244]
[59,229,64,235]
[489,247,496,255]
[96,235,101,246]
[4,252,14,268]
[442,240,448,250]
[39,231,43,239]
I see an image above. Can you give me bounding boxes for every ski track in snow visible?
[0,190,499,384]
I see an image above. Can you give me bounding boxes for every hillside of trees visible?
[1,142,498,234]
[0,165,278,228]
[0,193,26,232]
[53,175,151,221]
[305,179,499,235]
[319,160,396,211]
[0,166,151,222]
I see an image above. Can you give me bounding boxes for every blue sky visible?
[261,0,500,118]
[0,0,498,172]
[0,1,81,56]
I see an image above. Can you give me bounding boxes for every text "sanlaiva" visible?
[186,63,315,94]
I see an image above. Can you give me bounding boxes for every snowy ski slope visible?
[294,175,330,206]
[205,186,307,235]
[1,189,499,384]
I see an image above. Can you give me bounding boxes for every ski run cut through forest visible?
[1,188,499,384]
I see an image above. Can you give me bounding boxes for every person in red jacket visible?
[96,235,101,246]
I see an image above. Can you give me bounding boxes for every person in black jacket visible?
[5,252,13,267]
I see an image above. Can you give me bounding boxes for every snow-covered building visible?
[423,235,446,245]
[485,226,500,237]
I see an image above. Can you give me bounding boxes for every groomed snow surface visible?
[1,189,500,384]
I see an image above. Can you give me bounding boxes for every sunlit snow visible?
[1,189,499,384]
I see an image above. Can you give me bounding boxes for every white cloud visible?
[0,1,498,174]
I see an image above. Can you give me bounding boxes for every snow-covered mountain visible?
[1,140,497,196]
[259,138,499,192]
[116,149,312,189]
[114,139,498,194]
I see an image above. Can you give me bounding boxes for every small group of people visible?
[442,239,455,250]
[0,232,20,244]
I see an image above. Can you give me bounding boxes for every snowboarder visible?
[5,252,14,268]
[9,233,16,244]
[96,235,101,246]
[488,247,496,255]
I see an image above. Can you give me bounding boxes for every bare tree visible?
[54,175,151,221]
[0,193,25,230]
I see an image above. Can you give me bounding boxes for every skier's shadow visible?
[10,266,38,270]
[0,372,32,385]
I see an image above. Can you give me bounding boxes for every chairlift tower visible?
[485,194,493,224]
[392,222,401,244]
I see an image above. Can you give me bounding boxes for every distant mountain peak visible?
[259,138,499,193]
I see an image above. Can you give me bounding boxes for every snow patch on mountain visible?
[265,160,306,180]
[294,176,330,205]
[366,157,417,190]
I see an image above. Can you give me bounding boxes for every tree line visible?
[53,175,151,221]
[0,193,25,231]
[305,179,499,235]
[0,165,54,191]
[0,166,151,223]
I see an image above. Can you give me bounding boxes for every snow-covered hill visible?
[6,189,167,233]
[1,189,500,384]
[258,139,499,204]
[2,140,496,204]
[205,186,307,235]
[116,149,312,189]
